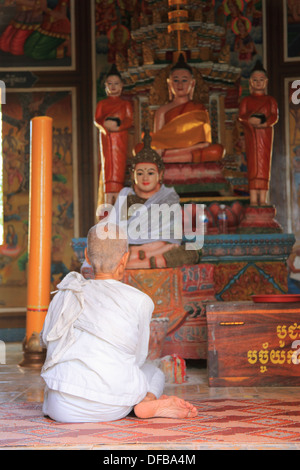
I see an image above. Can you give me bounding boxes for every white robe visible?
[41,272,159,409]
[107,184,182,245]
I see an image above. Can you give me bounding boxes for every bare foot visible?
[134,395,198,419]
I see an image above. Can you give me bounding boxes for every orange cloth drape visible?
[151,109,212,150]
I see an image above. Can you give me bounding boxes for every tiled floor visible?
[2,342,298,403]
[1,342,300,450]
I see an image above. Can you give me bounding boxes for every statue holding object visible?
[238,60,279,206]
[94,64,133,205]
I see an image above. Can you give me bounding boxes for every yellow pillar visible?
[20,116,53,369]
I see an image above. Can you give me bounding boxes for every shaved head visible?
[87,223,128,274]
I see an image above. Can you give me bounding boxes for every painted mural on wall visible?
[287,79,300,239]
[214,0,263,92]
[0,89,79,309]
[284,0,300,61]
[0,0,74,71]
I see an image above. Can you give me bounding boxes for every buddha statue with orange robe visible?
[94,64,133,205]
[238,61,278,206]
[150,54,225,164]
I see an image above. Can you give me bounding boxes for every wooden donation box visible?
[207,300,300,387]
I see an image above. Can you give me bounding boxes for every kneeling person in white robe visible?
[41,223,197,422]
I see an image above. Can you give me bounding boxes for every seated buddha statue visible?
[150,54,225,164]
[97,130,202,270]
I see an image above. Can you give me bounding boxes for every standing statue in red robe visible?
[238,61,279,206]
[94,64,133,205]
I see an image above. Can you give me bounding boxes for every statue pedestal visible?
[164,162,232,197]
[202,233,295,301]
[237,205,283,234]
[163,232,295,359]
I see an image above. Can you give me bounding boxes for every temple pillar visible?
[20,116,53,369]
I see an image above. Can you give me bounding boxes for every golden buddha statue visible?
[150,54,225,164]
